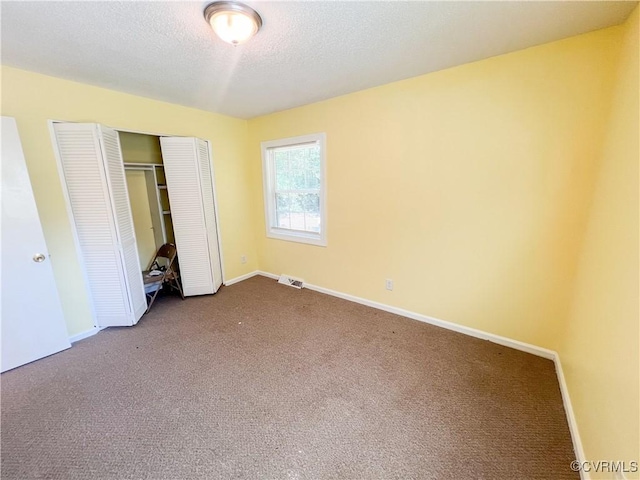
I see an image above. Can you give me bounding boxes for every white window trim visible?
[261,132,327,247]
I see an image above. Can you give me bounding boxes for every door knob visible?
[33,253,46,263]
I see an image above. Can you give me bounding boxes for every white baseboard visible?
[224,270,261,286]
[257,271,279,280]
[69,326,102,343]
[251,270,585,470]
[554,354,588,480]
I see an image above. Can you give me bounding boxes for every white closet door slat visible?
[160,137,214,296]
[196,139,223,292]
[98,126,147,322]
[53,123,132,326]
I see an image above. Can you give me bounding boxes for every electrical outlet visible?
[385,279,394,291]
[241,255,247,264]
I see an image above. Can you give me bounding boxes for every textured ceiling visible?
[1,1,637,119]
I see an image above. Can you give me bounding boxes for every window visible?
[262,133,326,246]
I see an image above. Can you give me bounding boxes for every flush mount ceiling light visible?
[204,1,262,46]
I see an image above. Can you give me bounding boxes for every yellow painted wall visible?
[124,170,157,269]
[559,7,639,476]
[0,66,258,336]
[248,26,622,351]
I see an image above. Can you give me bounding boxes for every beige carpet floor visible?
[1,275,578,479]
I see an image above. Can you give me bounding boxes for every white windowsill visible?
[267,228,327,247]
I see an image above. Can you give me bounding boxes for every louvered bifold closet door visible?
[98,126,147,321]
[196,139,223,291]
[160,137,218,296]
[53,123,144,327]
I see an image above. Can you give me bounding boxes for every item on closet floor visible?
[143,243,184,313]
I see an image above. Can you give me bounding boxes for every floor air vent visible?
[277,274,304,289]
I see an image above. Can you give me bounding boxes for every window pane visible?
[274,153,289,190]
[275,193,290,228]
[289,193,305,232]
[292,169,306,190]
[306,147,321,189]
[289,193,304,213]
[305,212,321,232]
[277,212,291,229]
[273,144,321,192]
[289,149,305,171]
[280,192,320,233]
[304,193,321,232]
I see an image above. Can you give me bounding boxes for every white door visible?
[53,123,146,327]
[1,117,71,372]
[161,137,223,296]
[98,126,148,322]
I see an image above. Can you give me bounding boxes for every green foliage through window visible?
[271,144,321,233]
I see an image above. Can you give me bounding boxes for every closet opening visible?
[120,132,175,271]
[50,121,225,328]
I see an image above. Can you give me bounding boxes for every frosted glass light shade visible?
[204,2,262,45]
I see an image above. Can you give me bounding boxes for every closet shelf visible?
[162,210,171,215]
[158,185,167,189]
